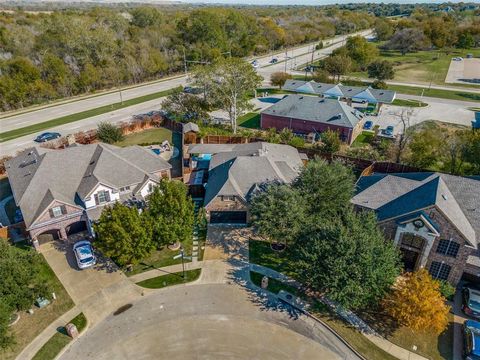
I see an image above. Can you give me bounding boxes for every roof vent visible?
[442,194,448,200]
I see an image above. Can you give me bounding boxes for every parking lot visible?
[446,58,480,85]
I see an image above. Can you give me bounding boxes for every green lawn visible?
[1,249,75,360]
[136,269,201,289]
[391,99,428,107]
[250,271,301,297]
[0,87,180,143]
[32,313,87,360]
[350,48,480,87]
[248,239,298,277]
[125,238,193,277]
[238,112,261,129]
[115,128,172,147]
[387,84,480,103]
[351,131,374,148]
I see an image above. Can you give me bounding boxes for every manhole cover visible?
[113,304,133,316]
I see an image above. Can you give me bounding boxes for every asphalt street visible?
[59,283,361,360]
[0,30,370,156]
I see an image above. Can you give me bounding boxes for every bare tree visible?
[391,108,415,163]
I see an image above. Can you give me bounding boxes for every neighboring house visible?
[6,143,171,248]
[188,142,305,225]
[351,172,480,286]
[261,95,366,144]
[282,79,396,105]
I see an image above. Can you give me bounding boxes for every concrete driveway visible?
[39,240,142,325]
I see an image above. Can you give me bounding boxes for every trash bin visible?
[65,323,79,338]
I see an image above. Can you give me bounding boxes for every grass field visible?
[114,128,172,147]
[388,84,480,103]
[351,131,374,148]
[136,269,201,289]
[31,313,87,360]
[350,48,480,87]
[0,87,180,143]
[1,247,75,360]
[391,99,428,107]
[238,112,261,129]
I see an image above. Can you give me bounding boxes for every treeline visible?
[0,6,374,111]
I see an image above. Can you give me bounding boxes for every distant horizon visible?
[179,0,480,4]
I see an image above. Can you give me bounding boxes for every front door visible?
[400,248,419,272]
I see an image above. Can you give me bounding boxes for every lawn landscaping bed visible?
[31,313,87,360]
[1,251,75,360]
[136,269,201,289]
[124,237,193,277]
[238,112,261,129]
[248,239,298,278]
[115,127,172,147]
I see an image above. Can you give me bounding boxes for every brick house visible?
[187,142,305,225]
[6,143,171,248]
[260,95,366,145]
[351,172,480,286]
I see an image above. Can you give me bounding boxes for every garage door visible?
[210,211,247,224]
[37,229,60,245]
[66,221,88,235]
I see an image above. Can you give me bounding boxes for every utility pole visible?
[183,48,188,76]
[119,88,123,105]
[284,49,288,73]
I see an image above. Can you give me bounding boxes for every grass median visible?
[0,87,181,143]
[136,269,201,289]
[31,312,87,360]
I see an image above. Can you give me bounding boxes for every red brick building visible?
[260,95,366,145]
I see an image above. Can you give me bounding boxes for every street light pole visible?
[180,247,185,278]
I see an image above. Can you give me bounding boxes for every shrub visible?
[96,121,124,144]
[372,80,388,89]
[438,280,455,301]
[288,136,305,148]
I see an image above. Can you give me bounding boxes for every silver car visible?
[73,241,96,270]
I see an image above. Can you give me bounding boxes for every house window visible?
[95,190,110,205]
[400,233,425,251]
[222,196,235,201]
[429,261,451,281]
[148,183,155,192]
[50,206,64,218]
[436,239,460,258]
[120,186,131,193]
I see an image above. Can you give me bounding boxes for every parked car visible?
[73,241,96,270]
[383,125,395,136]
[463,319,480,359]
[453,57,463,61]
[363,120,373,130]
[467,54,474,59]
[463,286,480,319]
[34,132,61,143]
[251,60,259,68]
[269,57,278,64]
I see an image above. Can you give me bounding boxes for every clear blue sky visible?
[181,0,479,4]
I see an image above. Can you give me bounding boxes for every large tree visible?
[345,35,379,70]
[294,159,356,218]
[367,60,395,81]
[161,90,210,123]
[323,55,352,82]
[295,209,401,309]
[250,184,306,247]
[384,28,429,55]
[210,58,262,133]
[146,179,195,248]
[270,72,292,89]
[94,203,154,266]
[383,269,450,334]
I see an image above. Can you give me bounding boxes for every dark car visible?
[463,286,480,319]
[363,120,373,130]
[463,320,480,359]
[269,58,278,64]
[383,125,395,137]
[34,132,61,143]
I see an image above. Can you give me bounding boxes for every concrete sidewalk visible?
[16,306,82,360]
[128,261,204,283]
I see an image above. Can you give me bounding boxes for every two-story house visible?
[351,172,480,286]
[6,143,171,248]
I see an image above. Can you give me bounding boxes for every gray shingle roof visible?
[282,79,396,103]
[6,144,171,228]
[261,95,364,128]
[183,122,200,133]
[201,142,303,207]
[352,172,480,247]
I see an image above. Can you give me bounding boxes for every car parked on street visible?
[269,58,278,64]
[453,57,463,61]
[463,286,480,319]
[363,120,373,130]
[251,60,259,68]
[73,240,96,270]
[463,319,480,359]
[34,132,61,143]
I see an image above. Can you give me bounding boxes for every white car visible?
[452,57,463,61]
[251,60,259,68]
[73,240,96,270]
